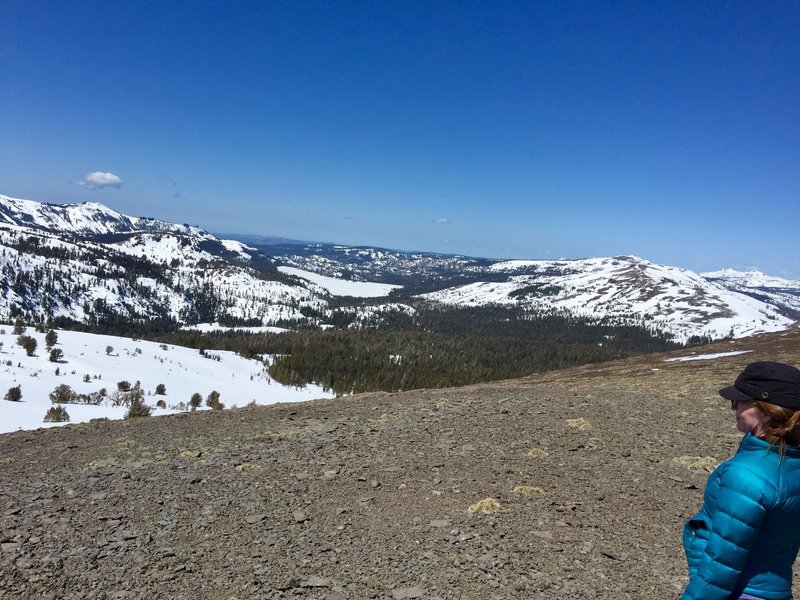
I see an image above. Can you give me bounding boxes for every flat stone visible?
[393,585,425,599]
[246,514,267,524]
[300,575,330,587]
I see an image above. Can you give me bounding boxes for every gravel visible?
[2,328,800,599]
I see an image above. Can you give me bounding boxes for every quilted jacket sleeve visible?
[681,466,768,600]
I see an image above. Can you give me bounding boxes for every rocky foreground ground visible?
[2,328,800,599]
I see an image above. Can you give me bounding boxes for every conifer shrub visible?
[49,348,64,362]
[4,386,22,402]
[17,335,37,357]
[49,384,77,404]
[206,390,224,410]
[155,383,166,395]
[45,329,58,349]
[117,380,131,392]
[156,399,166,409]
[44,406,70,422]
[190,393,202,410]
[124,388,150,418]
[12,318,25,335]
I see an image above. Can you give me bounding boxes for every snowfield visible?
[0,328,333,435]
[278,266,402,297]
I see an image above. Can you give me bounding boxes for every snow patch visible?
[664,350,753,363]
[278,266,401,298]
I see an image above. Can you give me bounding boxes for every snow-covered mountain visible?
[702,269,800,319]
[267,243,799,343]
[418,256,795,343]
[2,193,798,343]
[0,194,208,239]
[0,194,406,329]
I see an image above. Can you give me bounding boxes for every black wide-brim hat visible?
[719,361,800,409]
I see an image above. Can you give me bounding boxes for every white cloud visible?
[435,218,450,224]
[73,171,124,189]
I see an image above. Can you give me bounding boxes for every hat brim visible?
[719,385,754,402]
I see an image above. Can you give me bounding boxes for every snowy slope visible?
[271,244,798,341]
[0,193,209,238]
[0,194,408,329]
[420,256,795,343]
[0,225,328,326]
[702,269,800,317]
[701,269,799,289]
[0,327,333,434]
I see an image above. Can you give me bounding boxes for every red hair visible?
[755,401,800,456]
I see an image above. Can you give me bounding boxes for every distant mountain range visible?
[1,193,798,343]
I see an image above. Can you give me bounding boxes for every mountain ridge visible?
[0,193,798,344]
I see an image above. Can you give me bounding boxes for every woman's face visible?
[731,400,771,437]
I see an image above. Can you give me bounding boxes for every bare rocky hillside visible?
[2,328,800,599]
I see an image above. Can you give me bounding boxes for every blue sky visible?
[2,1,798,277]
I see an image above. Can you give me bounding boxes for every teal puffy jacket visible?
[682,434,800,600]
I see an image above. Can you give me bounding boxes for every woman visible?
[682,361,800,600]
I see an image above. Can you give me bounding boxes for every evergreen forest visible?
[142,305,684,394]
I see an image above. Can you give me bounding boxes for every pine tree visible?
[45,329,58,349]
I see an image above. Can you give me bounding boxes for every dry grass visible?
[234,463,262,473]
[468,498,502,514]
[526,447,549,458]
[673,455,720,473]
[566,417,591,431]
[513,486,545,497]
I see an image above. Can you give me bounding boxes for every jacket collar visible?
[740,433,800,458]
